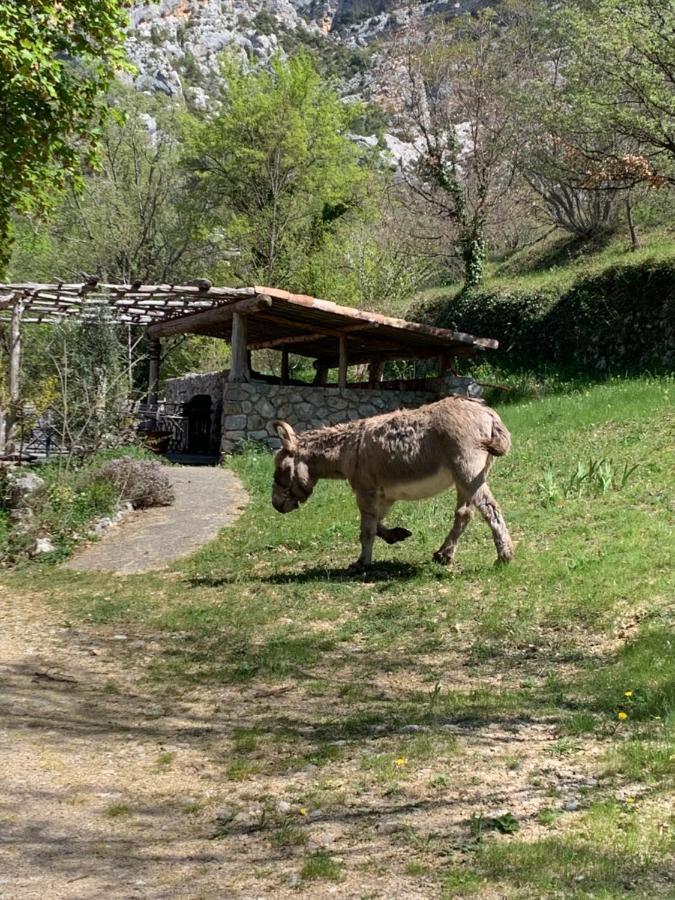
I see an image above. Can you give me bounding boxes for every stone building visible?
[0,280,497,459]
[154,286,497,456]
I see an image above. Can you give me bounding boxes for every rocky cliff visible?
[125,0,495,107]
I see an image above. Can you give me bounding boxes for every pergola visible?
[0,279,498,451]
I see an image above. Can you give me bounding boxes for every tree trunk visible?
[625,197,641,250]
[461,227,487,289]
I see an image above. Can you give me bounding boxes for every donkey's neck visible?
[300,423,356,479]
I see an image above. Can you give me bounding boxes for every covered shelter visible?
[0,280,498,456]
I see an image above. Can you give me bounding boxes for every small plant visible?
[537,467,561,506]
[428,680,443,711]
[538,807,559,826]
[491,812,520,834]
[271,821,308,848]
[405,860,429,876]
[105,802,131,818]
[300,851,343,882]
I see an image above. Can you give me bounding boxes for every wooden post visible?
[338,336,348,389]
[281,348,290,385]
[313,363,328,387]
[147,337,160,408]
[4,298,23,455]
[368,360,384,388]
[229,312,250,382]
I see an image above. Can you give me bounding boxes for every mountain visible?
[125,0,495,108]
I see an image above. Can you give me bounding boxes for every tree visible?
[508,0,673,245]
[0,0,131,271]
[399,9,530,287]
[10,89,229,285]
[561,0,675,182]
[186,53,370,287]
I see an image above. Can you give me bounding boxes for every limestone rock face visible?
[125,0,497,161]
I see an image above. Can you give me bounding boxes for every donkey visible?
[271,396,513,571]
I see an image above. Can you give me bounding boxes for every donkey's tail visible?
[484,411,512,457]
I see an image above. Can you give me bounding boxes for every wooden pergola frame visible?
[0,279,498,453]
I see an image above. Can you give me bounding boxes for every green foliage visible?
[0,446,154,563]
[8,88,227,285]
[0,0,131,271]
[559,0,675,184]
[422,255,675,371]
[186,52,371,287]
[37,311,133,454]
[300,851,344,882]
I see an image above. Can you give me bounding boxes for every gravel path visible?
[64,465,248,575]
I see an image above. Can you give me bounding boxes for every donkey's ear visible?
[272,419,298,453]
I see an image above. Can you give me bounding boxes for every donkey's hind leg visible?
[473,483,513,564]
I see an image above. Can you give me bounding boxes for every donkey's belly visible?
[383,468,455,501]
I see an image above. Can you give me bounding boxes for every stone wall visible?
[161,371,480,456]
[163,371,226,453]
[220,381,437,453]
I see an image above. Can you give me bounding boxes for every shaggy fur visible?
[271,396,513,571]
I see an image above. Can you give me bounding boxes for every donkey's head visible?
[271,420,316,513]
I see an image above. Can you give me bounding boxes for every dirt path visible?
[63,466,248,574]
[0,583,618,900]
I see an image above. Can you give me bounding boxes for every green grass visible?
[419,228,675,306]
[2,375,673,894]
[300,851,344,882]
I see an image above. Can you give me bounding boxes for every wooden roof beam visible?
[145,293,272,339]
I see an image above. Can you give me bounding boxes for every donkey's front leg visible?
[375,501,412,545]
[349,492,379,572]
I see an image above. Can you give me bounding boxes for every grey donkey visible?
[271,396,513,571]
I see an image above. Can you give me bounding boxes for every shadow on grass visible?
[187,560,423,587]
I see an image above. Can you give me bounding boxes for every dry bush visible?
[92,459,174,509]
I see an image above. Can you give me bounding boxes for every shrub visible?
[421,258,674,372]
[89,459,174,509]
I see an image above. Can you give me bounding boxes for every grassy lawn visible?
[4,376,674,896]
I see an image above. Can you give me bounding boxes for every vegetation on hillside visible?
[0,0,131,271]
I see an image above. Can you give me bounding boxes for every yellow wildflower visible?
[624,691,633,698]
[298,807,308,816]
[625,797,635,804]
[394,757,408,767]
[617,711,628,721]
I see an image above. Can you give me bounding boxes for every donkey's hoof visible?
[433,550,453,566]
[494,554,513,566]
[347,560,368,575]
[387,527,412,545]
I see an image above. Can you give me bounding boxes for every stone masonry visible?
[219,381,438,454]
[162,372,479,456]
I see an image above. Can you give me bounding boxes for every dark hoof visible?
[347,561,368,574]
[386,527,413,545]
[494,554,513,566]
[433,550,452,566]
